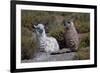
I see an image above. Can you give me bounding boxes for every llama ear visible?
[34,25,37,28]
[69,14,77,22]
[68,16,74,22]
[44,23,49,33]
[63,20,67,26]
[31,23,37,29]
[44,22,48,28]
[44,22,48,26]
[31,23,34,28]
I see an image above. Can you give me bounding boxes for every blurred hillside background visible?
[21,10,90,61]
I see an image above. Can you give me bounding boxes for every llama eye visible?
[36,27,40,30]
[67,21,70,24]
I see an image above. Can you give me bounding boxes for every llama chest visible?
[39,37,59,53]
[39,37,47,49]
[64,24,79,50]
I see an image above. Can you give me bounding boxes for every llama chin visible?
[33,24,59,53]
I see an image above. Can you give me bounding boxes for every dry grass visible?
[77,47,90,60]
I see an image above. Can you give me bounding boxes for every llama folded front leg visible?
[44,37,59,53]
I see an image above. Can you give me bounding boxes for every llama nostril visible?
[65,27,69,30]
[37,28,43,33]
[40,29,43,33]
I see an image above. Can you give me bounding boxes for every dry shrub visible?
[21,27,38,60]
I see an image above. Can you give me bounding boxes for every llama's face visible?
[64,21,72,29]
[33,24,44,34]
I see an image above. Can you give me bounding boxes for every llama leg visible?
[45,52,50,59]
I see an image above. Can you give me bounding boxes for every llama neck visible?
[70,22,74,27]
[70,22,78,33]
[70,22,75,29]
[38,29,47,40]
[41,30,47,38]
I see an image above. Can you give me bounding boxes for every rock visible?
[51,48,71,55]
[22,50,78,63]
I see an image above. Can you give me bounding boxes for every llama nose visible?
[38,29,43,33]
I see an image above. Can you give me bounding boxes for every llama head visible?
[64,15,77,30]
[64,20,73,29]
[33,24,45,36]
[63,16,76,30]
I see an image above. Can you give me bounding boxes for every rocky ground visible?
[22,48,79,63]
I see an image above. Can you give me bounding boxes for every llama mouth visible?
[65,27,70,30]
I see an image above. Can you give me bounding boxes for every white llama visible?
[33,24,59,53]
